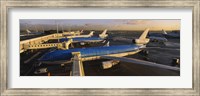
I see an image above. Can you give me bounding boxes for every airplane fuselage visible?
[60,37,105,43]
[67,35,90,38]
[20,32,44,37]
[39,44,144,64]
[149,36,168,42]
[164,34,180,38]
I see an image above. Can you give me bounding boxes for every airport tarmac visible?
[20,31,180,76]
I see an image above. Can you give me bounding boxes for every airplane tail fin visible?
[133,28,150,45]
[99,29,108,38]
[101,29,107,35]
[89,31,94,36]
[162,29,167,34]
[26,29,31,34]
[104,41,110,47]
[139,28,150,39]
[80,30,83,34]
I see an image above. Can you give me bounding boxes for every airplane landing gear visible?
[171,58,180,67]
[140,50,149,56]
[138,50,150,61]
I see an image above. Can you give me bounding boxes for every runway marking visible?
[24,52,41,64]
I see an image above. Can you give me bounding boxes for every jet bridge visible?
[71,52,85,76]
[23,39,73,51]
[20,31,80,53]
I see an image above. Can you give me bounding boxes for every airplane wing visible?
[140,47,180,51]
[72,37,104,43]
[74,40,103,43]
[100,55,180,71]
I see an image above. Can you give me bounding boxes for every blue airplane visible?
[148,29,180,39]
[162,29,180,38]
[149,36,168,42]
[39,28,179,71]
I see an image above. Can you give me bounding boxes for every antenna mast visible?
[57,22,59,42]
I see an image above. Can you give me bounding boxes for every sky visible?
[20,19,180,31]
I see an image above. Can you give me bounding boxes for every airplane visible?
[148,36,168,42]
[20,29,44,37]
[113,36,168,43]
[69,40,110,49]
[162,29,180,38]
[65,31,94,38]
[62,30,83,36]
[38,28,180,71]
[147,31,166,43]
[148,29,180,39]
[59,29,108,44]
[147,29,180,42]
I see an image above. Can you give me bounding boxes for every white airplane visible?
[62,30,83,36]
[39,28,179,71]
[99,29,108,38]
[20,29,43,37]
[26,29,32,34]
[66,31,94,38]
[59,29,108,43]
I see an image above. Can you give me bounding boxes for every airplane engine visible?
[102,60,120,69]
[132,38,150,45]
